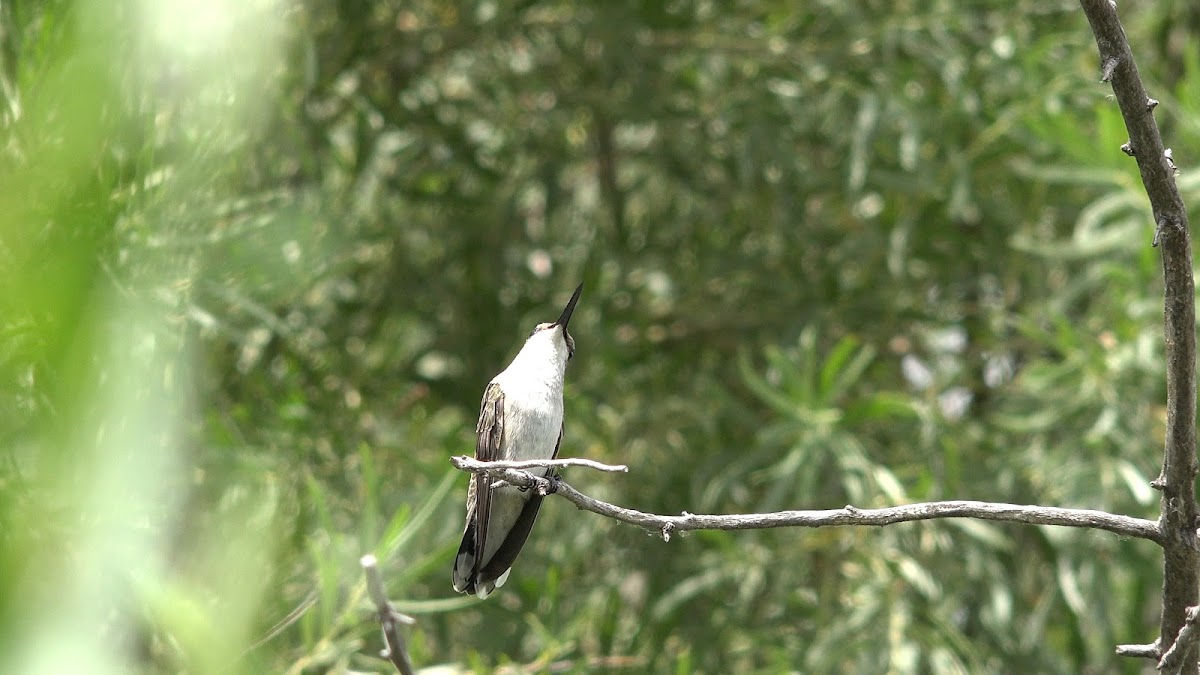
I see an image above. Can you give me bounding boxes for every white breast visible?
[491,371,563,467]
[489,326,569,470]
[494,353,568,473]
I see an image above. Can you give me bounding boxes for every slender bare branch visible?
[1161,607,1200,674]
[360,555,417,675]
[1079,2,1199,669]
[449,461,1162,542]
[451,455,629,474]
[1116,641,1161,660]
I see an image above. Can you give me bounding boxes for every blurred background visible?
[2,0,1200,672]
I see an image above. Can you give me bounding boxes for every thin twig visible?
[1080,2,1199,670]
[1115,641,1160,660]
[451,455,629,473]
[1161,607,1200,674]
[360,555,416,675]
[449,462,1162,542]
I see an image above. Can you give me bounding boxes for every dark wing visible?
[477,423,563,585]
[472,381,504,572]
[452,382,504,594]
[475,382,505,463]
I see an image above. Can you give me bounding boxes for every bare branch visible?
[1080,2,1199,668]
[1161,607,1200,674]
[449,461,1162,542]
[360,555,416,675]
[451,455,629,474]
[1116,641,1161,659]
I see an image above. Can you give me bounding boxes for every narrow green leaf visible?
[377,466,459,559]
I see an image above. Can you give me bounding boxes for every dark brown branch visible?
[450,458,1162,542]
[592,109,627,247]
[360,555,416,675]
[1080,2,1199,669]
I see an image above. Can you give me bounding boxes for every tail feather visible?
[451,519,478,595]
[453,485,548,599]
[450,515,511,599]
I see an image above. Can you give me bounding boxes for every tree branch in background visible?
[450,458,1162,542]
[592,109,628,248]
[1079,2,1199,670]
[360,555,417,675]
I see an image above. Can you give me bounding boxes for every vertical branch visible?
[1079,1,1199,670]
[593,109,627,247]
[360,555,417,675]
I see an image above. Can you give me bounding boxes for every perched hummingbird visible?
[452,283,583,599]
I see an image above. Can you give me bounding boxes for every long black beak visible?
[554,283,584,329]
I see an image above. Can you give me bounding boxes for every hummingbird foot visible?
[537,472,562,496]
[512,471,560,495]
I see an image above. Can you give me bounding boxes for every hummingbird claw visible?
[514,471,558,494]
[538,473,562,496]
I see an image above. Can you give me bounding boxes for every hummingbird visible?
[452,283,583,599]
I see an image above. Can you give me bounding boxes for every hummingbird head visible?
[526,283,582,362]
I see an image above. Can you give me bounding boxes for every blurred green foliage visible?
[2,0,1200,673]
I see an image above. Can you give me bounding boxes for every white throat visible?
[499,328,569,389]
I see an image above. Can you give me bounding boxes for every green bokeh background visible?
[3,1,1200,672]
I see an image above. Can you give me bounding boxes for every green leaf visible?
[377,466,459,560]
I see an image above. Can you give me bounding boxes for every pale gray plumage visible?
[452,284,581,598]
